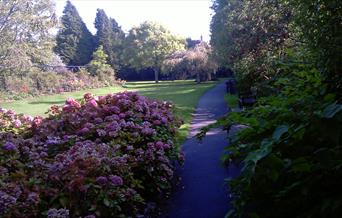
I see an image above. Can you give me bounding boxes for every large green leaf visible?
[322,102,342,118]
[272,125,289,141]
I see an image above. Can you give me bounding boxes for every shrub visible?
[200,69,342,217]
[1,69,125,101]
[0,92,182,217]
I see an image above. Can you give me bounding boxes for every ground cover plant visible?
[0,91,183,217]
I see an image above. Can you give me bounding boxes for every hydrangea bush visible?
[0,92,183,217]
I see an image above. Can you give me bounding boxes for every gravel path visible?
[163,82,239,218]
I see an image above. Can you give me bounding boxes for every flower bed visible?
[0,92,183,217]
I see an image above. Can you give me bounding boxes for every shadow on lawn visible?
[126,81,200,89]
[28,100,66,105]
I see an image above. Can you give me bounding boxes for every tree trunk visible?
[0,74,7,91]
[196,71,200,84]
[154,69,159,83]
[207,72,212,81]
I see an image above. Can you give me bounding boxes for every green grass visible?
[1,86,125,116]
[224,94,239,109]
[2,80,221,142]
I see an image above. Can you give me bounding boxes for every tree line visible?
[55,1,217,83]
[0,0,217,97]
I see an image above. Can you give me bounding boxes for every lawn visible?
[2,80,221,142]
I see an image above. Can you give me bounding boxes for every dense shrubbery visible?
[207,69,342,217]
[0,70,125,101]
[209,0,341,217]
[0,92,182,217]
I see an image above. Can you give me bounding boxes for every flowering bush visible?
[1,70,126,101]
[0,92,182,217]
[0,108,35,134]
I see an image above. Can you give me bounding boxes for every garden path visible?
[163,82,239,218]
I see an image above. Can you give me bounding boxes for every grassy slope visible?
[2,80,220,142]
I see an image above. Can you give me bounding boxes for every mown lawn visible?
[2,80,221,142]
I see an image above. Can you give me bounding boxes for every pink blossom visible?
[87,99,98,107]
[153,120,161,125]
[12,119,22,128]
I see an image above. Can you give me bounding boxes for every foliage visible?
[0,92,183,217]
[288,0,342,93]
[55,0,95,66]
[185,42,217,83]
[0,69,123,101]
[210,0,291,92]
[123,21,186,83]
[87,46,115,78]
[161,50,189,80]
[224,94,239,109]
[162,42,217,82]
[0,109,33,134]
[209,0,342,217]
[215,70,342,217]
[0,0,57,90]
[94,9,125,71]
[3,80,220,146]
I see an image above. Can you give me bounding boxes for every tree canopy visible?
[94,9,125,71]
[163,42,217,82]
[123,21,186,83]
[0,0,57,89]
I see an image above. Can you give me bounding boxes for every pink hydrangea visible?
[12,119,22,128]
[0,92,183,217]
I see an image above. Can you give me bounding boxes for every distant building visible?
[186,37,202,49]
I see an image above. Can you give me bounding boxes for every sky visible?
[55,0,213,42]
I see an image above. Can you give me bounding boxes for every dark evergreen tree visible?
[55,0,95,66]
[94,9,125,70]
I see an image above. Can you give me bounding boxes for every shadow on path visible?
[163,82,240,218]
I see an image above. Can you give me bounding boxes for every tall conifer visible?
[94,9,124,70]
[55,0,94,66]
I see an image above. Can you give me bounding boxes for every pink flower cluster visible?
[0,108,35,132]
[0,92,183,217]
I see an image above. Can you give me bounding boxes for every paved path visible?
[163,82,239,218]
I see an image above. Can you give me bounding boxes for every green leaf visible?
[272,125,289,141]
[103,198,111,207]
[322,102,342,118]
[269,170,279,182]
[290,158,312,173]
[59,196,69,207]
[225,209,235,218]
[242,139,273,175]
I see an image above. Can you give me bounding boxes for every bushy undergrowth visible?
[0,91,183,217]
[227,71,341,217]
[200,69,342,217]
[209,0,341,216]
[0,70,125,101]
